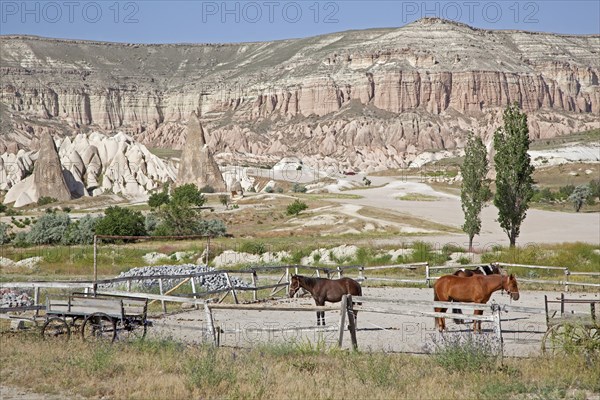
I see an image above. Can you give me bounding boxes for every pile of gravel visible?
[1,289,33,308]
[99,264,250,293]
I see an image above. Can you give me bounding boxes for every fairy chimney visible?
[34,132,73,202]
[177,111,227,192]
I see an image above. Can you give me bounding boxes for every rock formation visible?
[177,112,227,192]
[4,132,72,207]
[2,132,176,207]
[1,18,598,171]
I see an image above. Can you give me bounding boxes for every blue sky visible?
[1,1,598,43]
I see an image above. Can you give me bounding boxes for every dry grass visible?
[357,206,462,233]
[395,193,439,201]
[0,333,598,400]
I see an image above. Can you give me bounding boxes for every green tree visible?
[95,206,146,238]
[493,103,535,247]
[460,132,490,252]
[171,184,206,207]
[568,185,592,212]
[148,190,170,209]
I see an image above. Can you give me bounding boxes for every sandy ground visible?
[149,287,600,358]
[330,176,600,246]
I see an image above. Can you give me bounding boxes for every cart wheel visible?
[542,323,590,355]
[117,319,147,342]
[81,313,117,342]
[41,317,71,341]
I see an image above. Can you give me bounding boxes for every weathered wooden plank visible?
[350,296,492,311]
[208,304,339,312]
[352,305,494,321]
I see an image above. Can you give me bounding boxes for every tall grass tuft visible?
[425,332,500,373]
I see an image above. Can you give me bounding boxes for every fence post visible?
[224,273,238,304]
[93,235,98,294]
[191,276,198,309]
[204,302,217,346]
[564,268,570,292]
[346,295,358,351]
[359,266,364,281]
[251,271,257,302]
[425,263,430,287]
[337,266,342,279]
[34,287,40,317]
[338,295,347,347]
[126,279,131,292]
[285,268,290,294]
[491,304,503,361]
[158,278,167,314]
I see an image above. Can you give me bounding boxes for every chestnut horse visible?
[289,275,362,326]
[451,264,503,322]
[433,274,520,332]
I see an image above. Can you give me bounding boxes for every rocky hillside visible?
[1,18,598,171]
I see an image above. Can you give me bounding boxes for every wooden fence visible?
[426,262,600,291]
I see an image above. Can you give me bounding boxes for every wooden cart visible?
[541,294,599,355]
[41,292,149,342]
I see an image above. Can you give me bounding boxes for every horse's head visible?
[289,275,301,298]
[503,274,520,301]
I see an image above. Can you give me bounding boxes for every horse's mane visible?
[298,275,318,287]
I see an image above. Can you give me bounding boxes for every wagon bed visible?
[42,293,149,342]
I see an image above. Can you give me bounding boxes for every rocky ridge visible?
[1,18,599,171]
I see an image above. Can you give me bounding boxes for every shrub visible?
[558,184,576,200]
[95,206,146,238]
[0,222,10,244]
[363,177,372,186]
[292,183,307,193]
[64,215,100,245]
[37,196,58,206]
[5,208,21,216]
[218,194,230,209]
[286,199,308,216]
[0,203,6,213]
[13,231,29,247]
[240,241,267,255]
[275,187,284,194]
[589,179,600,198]
[27,212,71,245]
[61,206,72,213]
[196,219,227,237]
[145,213,159,234]
[568,185,592,212]
[264,186,274,193]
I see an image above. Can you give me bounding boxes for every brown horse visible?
[289,275,362,326]
[433,274,519,332]
[452,264,504,322]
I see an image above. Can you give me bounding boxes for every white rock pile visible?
[99,264,250,292]
[0,289,33,308]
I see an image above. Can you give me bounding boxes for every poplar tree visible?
[460,132,490,251]
[493,103,535,247]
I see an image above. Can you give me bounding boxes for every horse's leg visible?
[434,307,447,332]
[473,309,484,333]
[316,299,325,326]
